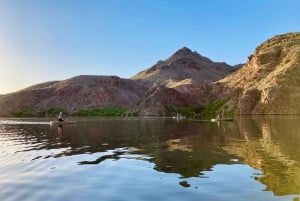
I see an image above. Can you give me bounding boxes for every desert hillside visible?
[215,32,300,114]
[0,75,146,116]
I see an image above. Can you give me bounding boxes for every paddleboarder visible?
[58,112,64,122]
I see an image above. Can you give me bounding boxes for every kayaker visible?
[58,112,64,122]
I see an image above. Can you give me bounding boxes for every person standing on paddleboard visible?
[58,112,64,122]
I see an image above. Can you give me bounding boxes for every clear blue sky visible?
[0,0,299,94]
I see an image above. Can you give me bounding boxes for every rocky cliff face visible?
[216,32,300,114]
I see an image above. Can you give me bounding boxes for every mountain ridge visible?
[1,32,299,116]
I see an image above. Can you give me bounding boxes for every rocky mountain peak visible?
[173,46,194,56]
[167,46,212,64]
[131,47,232,86]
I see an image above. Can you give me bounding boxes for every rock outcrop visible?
[215,32,300,114]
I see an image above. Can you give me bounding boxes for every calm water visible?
[0,116,299,201]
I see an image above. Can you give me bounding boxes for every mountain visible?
[214,32,300,114]
[1,32,299,117]
[0,47,235,117]
[0,75,146,116]
[131,47,234,115]
[132,47,233,86]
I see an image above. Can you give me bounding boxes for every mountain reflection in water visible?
[0,116,299,200]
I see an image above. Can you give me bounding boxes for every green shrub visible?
[200,100,226,118]
[11,107,32,117]
[165,106,203,118]
[77,108,127,117]
[47,107,67,115]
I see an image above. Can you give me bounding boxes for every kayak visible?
[50,120,76,125]
[211,118,233,122]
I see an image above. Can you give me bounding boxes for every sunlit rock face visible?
[215,32,300,114]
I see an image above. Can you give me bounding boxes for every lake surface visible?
[0,116,299,201]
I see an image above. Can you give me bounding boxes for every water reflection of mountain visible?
[68,119,236,178]
[44,119,238,178]
[223,116,300,196]
[5,117,300,196]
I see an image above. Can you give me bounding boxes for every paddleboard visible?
[211,118,233,122]
[50,121,76,125]
[0,120,50,125]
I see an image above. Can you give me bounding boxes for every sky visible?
[0,0,300,94]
